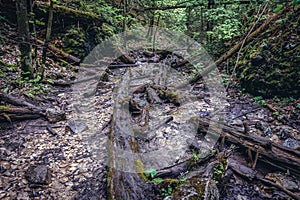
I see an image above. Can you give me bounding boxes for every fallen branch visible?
[229,159,300,200]
[0,91,43,112]
[208,121,300,175]
[36,39,80,63]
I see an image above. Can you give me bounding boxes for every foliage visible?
[238,6,300,98]
[253,96,266,106]
[145,168,163,184]
[161,185,173,197]
[204,6,241,41]
[145,168,157,179]
[192,151,199,161]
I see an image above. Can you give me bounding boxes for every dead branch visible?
[36,39,80,63]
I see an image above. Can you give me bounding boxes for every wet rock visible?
[278,126,292,139]
[263,127,272,137]
[25,165,51,186]
[283,138,300,150]
[0,192,6,199]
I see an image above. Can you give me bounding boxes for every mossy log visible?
[0,91,43,112]
[36,39,80,63]
[34,1,110,26]
[107,71,157,200]
[1,0,112,26]
[0,91,65,122]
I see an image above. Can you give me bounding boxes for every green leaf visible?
[152,178,163,184]
[273,4,283,13]
[292,0,300,6]
[3,88,9,93]
[145,168,157,179]
[47,79,54,84]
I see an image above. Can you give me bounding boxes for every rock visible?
[67,120,88,134]
[278,125,292,139]
[25,165,51,186]
[17,192,29,200]
[0,192,6,199]
[270,135,279,143]
[0,161,11,171]
[46,108,66,123]
[263,127,272,137]
[255,121,272,137]
[283,138,300,150]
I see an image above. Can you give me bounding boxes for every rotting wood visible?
[0,113,41,121]
[36,39,81,63]
[114,48,135,64]
[208,121,300,175]
[0,91,43,112]
[107,71,156,200]
[229,160,300,200]
[34,1,110,25]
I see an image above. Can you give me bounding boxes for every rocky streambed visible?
[0,47,299,200]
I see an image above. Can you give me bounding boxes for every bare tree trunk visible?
[41,0,54,80]
[16,0,33,78]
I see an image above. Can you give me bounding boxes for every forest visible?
[0,0,299,199]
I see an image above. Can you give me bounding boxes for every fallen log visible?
[36,39,81,63]
[0,91,43,112]
[0,92,65,122]
[0,113,41,121]
[34,1,110,26]
[107,71,157,200]
[229,159,300,200]
[205,120,300,176]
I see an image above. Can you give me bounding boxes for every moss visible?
[0,105,10,109]
[133,159,148,181]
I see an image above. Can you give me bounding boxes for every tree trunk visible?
[41,0,54,79]
[16,0,33,78]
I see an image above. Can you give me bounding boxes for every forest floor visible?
[0,19,300,200]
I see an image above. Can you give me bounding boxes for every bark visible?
[34,1,110,26]
[16,0,33,78]
[41,0,54,79]
[0,91,42,112]
[107,71,157,200]
[36,39,80,63]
